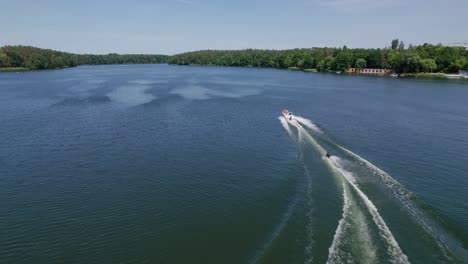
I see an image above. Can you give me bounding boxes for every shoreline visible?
[0,67,31,72]
[2,64,467,81]
[174,63,468,81]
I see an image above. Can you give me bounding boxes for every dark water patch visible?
[52,95,111,106]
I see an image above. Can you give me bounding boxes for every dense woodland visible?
[1,40,468,73]
[169,40,468,74]
[0,46,168,70]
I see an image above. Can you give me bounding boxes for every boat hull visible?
[282,112,293,121]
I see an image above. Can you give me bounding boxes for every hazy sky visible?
[1,0,466,54]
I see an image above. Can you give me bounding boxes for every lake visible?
[1,64,467,263]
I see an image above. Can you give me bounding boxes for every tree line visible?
[2,40,468,73]
[168,40,468,73]
[0,45,169,70]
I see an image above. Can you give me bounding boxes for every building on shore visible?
[459,70,468,77]
[347,68,392,75]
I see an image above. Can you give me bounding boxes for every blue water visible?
[1,65,467,263]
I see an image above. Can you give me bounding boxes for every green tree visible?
[355,58,366,69]
[324,56,335,71]
[0,52,10,67]
[367,49,382,68]
[391,39,399,50]
[463,62,468,70]
[283,54,293,68]
[402,52,421,73]
[454,58,467,71]
[3,49,23,67]
[334,50,352,71]
[296,59,305,68]
[398,41,405,50]
[317,60,326,72]
[302,53,314,69]
[420,59,437,72]
[389,51,402,72]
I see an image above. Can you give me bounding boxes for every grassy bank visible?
[401,73,448,80]
[0,67,30,72]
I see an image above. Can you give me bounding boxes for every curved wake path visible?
[280,116,410,264]
[326,182,351,264]
[331,156,410,264]
[249,193,300,264]
[293,116,467,261]
[249,119,304,263]
[336,145,467,262]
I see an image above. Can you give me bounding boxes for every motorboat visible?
[282,108,293,121]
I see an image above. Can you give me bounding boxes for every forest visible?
[1,40,468,73]
[0,45,169,70]
[169,40,468,74]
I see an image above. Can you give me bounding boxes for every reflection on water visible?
[171,85,261,100]
[107,84,155,106]
[128,79,168,85]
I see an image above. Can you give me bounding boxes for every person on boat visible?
[326,152,331,158]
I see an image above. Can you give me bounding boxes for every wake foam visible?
[279,114,465,263]
[283,117,409,263]
[337,145,463,261]
[331,157,410,264]
[294,116,321,133]
[278,116,293,137]
[326,182,352,264]
[291,121,325,154]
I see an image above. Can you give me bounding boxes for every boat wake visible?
[276,114,467,264]
[330,156,409,264]
[292,116,321,133]
[336,145,466,262]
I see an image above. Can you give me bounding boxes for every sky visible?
[0,0,467,55]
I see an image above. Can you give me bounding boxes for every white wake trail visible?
[331,156,410,264]
[293,116,321,133]
[278,118,314,263]
[249,194,300,264]
[326,182,352,264]
[294,122,378,263]
[281,116,464,262]
[291,120,409,263]
[278,116,293,137]
[326,181,378,264]
[290,120,326,155]
[337,145,463,261]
